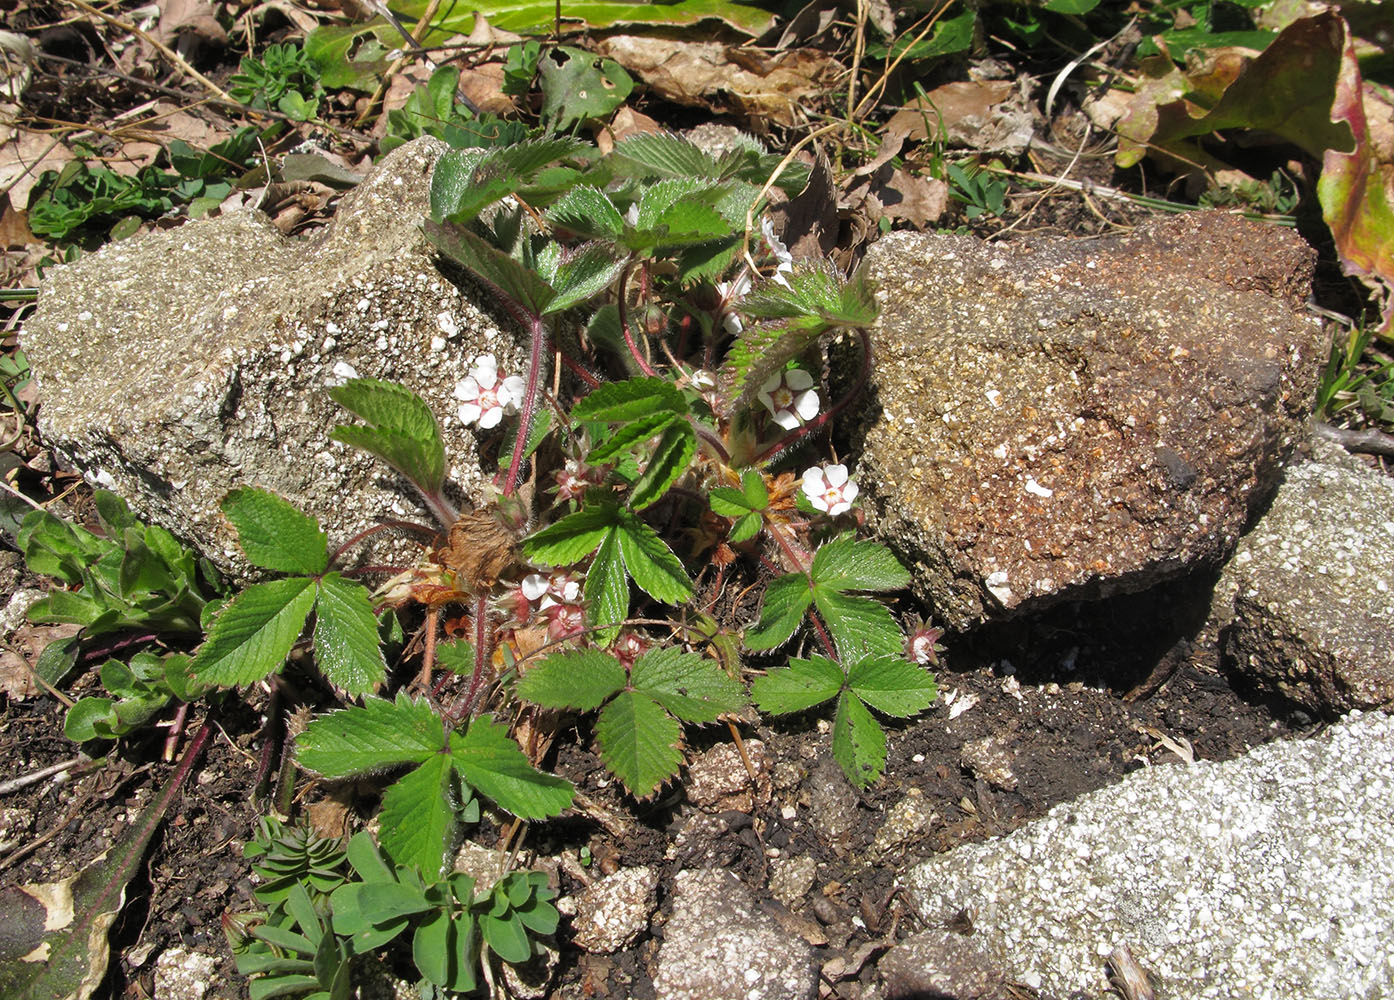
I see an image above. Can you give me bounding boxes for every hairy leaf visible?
[595,690,682,799]
[544,184,625,239]
[515,650,626,710]
[811,537,910,593]
[313,572,388,695]
[328,379,446,495]
[587,411,678,464]
[750,654,844,715]
[613,132,720,179]
[449,714,574,818]
[571,377,688,423]
[846,655,938,718]
[584,529,629,646]
[298,694,445,776]
[744,572,812,651]
[379,755,455,878]
[423,220,556,318]
[615,510,692,603]
[631,647,746,723]
[832,691,887,789]
[627,421,695,510]
[191,577,318,687]
[221,488,328,576]
[813,589,904,659]
[523,502,620,565]
[542,244,626,314]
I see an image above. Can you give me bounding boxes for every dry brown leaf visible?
[434,508,519,591]
[457,61,515,116]
[886,79,1038,155]
[0,195,34,247]
[879,167,948,229]
[0,622,80,700]
[595,36,840,128]
[768,150,838,260]
[238,1,322,37]
[0,128,74,212]
[597,105,663,154]
[155,0,227,48]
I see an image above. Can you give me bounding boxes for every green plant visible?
[228,42,324,121]
[1317,324,1394,429]
[946,161,1008,219]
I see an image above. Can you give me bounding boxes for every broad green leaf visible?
[544,184,625,239]
[297,694,445,776]
[538,46,633,129]
[515,650,626,710]
[412,910,455,989]
[741,469,769,509]
[728,512,762,544]
[1043,0,1099,12]
[750,654,844,715]
[709,487,756,516]
[523,502,620,565]
[543,244,626,314]
[847,655,938,718]
[350,881,433,925]
[191,577,317,687]
[313,573,387,695]
[64,696,116,742]
[594,691,681,799]
[379,755,455,878]
[627,421,695,510]
[832,691,887,789]
[449,714,574,818]
[480,912,531,964]
[615,510,692,603]
[429,139,589,222]
[813,589,904,659]
[423,221,556,318]
[584,529,629,646]
[572,377,689,423]
[587,411,678,464]
[303,21,397,90]
[631,647,746,723]
[328,379,445,495]
[744,572,813,651]
[811,538,911,593]
[17,508,107,584]
[612,132,719,180]
[221,488,328,576]
[865,7,974,64]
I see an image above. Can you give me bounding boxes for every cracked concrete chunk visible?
[655,869,818,1000]
[570,865,658,953]
[22,137,524,578]
[855,212,1322,629]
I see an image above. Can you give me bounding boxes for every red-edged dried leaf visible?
[434,508,520,591]
[1319,22,1394,333]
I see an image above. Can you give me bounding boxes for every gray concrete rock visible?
[570,865,658,953]
[1217,458,1394,714]
[654,869,819,1000]
[22,137,524,578]
[685,739,770,813]
[153,947,218,1000]
[900,710,1394,1000]
[878,929,1004,1000]
[856,213,1322,630]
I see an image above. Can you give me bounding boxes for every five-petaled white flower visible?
[454,354,524,429]
[761,217,794,288]
[715,270,752,335]
[758,368,819,430]
[802,464,858,516]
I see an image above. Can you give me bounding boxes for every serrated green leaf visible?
[523,502,620,565]
[594,690,681,799]
[846,655,937,718]
[729,512,762,543]
[744,572,813,651]
[615,510,692,603]
[813,589,904,659]
[572,377,689,423]
[750,654,844,715]
[741,262,878,330]
[298,694,444,776]
[435,638,476,675]
[313,573,387,695]
[221,488,328,575]
[612,132,720,180]
[631,647,746,723]
[379,755,455,878]
[544,184,625,238]
[627,421,695,511]
[328,379,445,495]
[635,177,713,230]
[449,714,574,818]
[430,139,589,222]
[543,244,626,314]
[718,321,823,420]
[515,650,626,710]
[587,411,678,464]
[811,537,911,592]
[424,220,556,317]
[709,487,755,516]
[833,691,887,789]
[585,529,628,646]
[741,469,769,509]
[191,577,317,687]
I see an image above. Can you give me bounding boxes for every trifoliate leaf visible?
[449,714,574,818]
[423,221,556,318]
[810,537,911,593]
[585,529,628,646]
[328,379,445,495]
[221,488,328,576]
[813,588,904,658]
[631,647,746,723]
[544,184,625,239]
[846,654,938,718]
[833,691,887,789]
[543,244,625,314]
[744,572,812,651]
[587,411,678,464]
[190,577,318,687]
[612,132,720,180]
[523,502,621,565]
[627,421,695,510]
[379,755,455,878]
[750,654,844,715]
[313,572,387,695]
[615,509,692,603]
[594,690,682,799]
[298,694,445,776]
[515,650,626,710]
[571,377,688,423]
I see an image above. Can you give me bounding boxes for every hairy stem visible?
[617,261,658,378]
[505,313,550,497]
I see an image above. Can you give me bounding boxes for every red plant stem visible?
[504,313,550,497]
[330,519,438,568]
[557,348,602,389]
[751,328,873,466]
[456,592,492,719]
[617,262,658,377]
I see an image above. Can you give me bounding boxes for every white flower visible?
[758,368,820,430]
[520,573,550,602]
[761,217,794,288]
[454,354,524,429]
[716,270,752,335]
[802,464,858,516]
[690,369,717,391]
[624,202,640,227]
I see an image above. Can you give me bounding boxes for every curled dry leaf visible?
[154,0,227,49]
[594,36,840,128]
[885,79,1038,156]
[434,507,520,591]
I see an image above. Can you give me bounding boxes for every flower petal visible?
[499,375,525,408]
[773,409,802,431]
[521,574,549,601]
[823,464,848,487]
[478,405,503,429]
[454,377,480,402]
[785,368,814,391]
[458,402,483,424]
[842,482,859,504]
[794,389,820,421]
